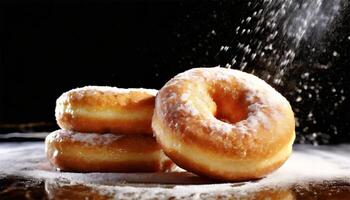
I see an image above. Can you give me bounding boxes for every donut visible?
[45,129,174,172]
[152,67,295,181]
[55,86,157,135]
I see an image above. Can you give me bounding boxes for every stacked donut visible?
[45,86,174,172]
[46,67,295,181]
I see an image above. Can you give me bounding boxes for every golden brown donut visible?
[152,67,295,181]
[55,86,157,135]
[45,129,174,172]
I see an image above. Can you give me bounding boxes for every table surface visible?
[0,142,350,199]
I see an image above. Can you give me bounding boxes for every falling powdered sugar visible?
[223,0,342,85]
[218,0,346,144]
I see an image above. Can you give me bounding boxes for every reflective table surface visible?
[0,142,350,199]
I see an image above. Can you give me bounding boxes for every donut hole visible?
[211,89,249,124]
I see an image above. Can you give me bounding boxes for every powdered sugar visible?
[48,130,124,146]
[179,103,199,116]
[180,93,190,101]
[209,120,233,133]
[70,133,123,146]
[64,86,158,97]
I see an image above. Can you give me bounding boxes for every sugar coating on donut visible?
[55,86,158,111]
[159,67,290,135]
[61,86,158,99]
[47,129,123,146]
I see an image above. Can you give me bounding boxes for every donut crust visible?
[152,67,295,181]
[55,86,157,135]
[45,130,173,172]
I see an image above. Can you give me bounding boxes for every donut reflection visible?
[44,178,294,200]
[0,175,349,199]
[44,179,350,200]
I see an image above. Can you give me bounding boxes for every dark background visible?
[0,0,349,144]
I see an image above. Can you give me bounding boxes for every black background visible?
[0,0,349,144]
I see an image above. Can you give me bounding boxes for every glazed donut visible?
[152,67,295,181]
[55,86,157,135]
[45,129,174,172]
